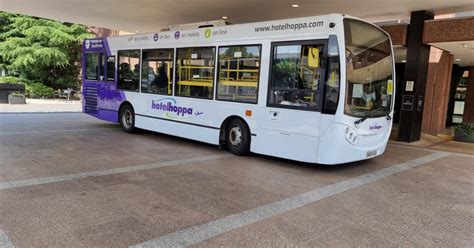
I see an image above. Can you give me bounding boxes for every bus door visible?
[98,53,119,114]
[257,41,326,162]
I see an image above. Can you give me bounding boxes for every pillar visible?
[397,11,434,142]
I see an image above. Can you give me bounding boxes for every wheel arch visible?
[118,101,134,123]
[219,115,251,147]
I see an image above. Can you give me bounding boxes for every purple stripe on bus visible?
[97,108,119,123]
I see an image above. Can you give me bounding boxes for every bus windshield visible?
[344,19,393,118]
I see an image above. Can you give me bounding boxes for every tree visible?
[0,12,93,89]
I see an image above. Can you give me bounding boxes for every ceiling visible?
[392,41,474,66]
[1,0,474,32]
[430,41,474,67]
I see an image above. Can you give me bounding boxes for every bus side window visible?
[216,45,261,104]
[268,41,325,111]
[175,47,215,99]
[141,49,174,95]
[85,52,99,81]
[106,56,116,82]
[117,50,140,91]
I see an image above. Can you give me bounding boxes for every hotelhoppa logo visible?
[369,123,383,130]
[151,98,203,119]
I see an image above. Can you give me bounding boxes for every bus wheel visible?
[120,105,135,133]
[227,118,250,156]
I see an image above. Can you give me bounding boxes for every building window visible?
[85,53,99,81]
[217,45,260,103]
[106,56,116,82]
[268,41,325,110]
[118,50,140,91]
[141,49,173,95]
[175,47,215,99]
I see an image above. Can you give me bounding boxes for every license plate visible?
[366,150,378,158]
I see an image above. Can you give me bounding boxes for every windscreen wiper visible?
[354,116,368,125]
[383,111,392,121]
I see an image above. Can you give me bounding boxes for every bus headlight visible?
[344,126,358,145]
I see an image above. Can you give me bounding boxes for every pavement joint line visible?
[130,152,450,248]
[0,154,233,190]
[389,142,474,158]
[0,128,120,135]
[0,229,15,248]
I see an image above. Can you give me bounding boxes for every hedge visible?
[0,76,32,85]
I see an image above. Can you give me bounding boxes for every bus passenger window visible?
[117,50,140,91]
[175,47,215,99]
[85,53,99,81]
[217,45,261,103]
[141,49,173,95]
[268,42,325,110]
[106,56,116,82]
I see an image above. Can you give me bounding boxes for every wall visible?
[88,27,120,37]
[422,47,454,134]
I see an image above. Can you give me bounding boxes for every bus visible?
[82,13,395,165]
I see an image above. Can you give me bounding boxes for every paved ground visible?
[0,99,81,113]
[0,112,473,247]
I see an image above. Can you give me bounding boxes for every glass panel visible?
[117,50,140,91]
[344,19,393,118]
[175,47,215,99]
[269,43,324,110]
[106,56,115,81]
[141,49,174,95]
[100,53,105,80]
[323,35,340,113]
[217,45,260,103]
[85,53,99,81]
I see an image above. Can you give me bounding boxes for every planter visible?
[8,95,26,104]
[454,127,474,143]
[0,83,26,104]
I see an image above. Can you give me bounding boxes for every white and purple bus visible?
[82,14,395,164]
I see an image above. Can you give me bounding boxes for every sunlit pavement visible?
[0,112,473,247]
[0,99,81,113]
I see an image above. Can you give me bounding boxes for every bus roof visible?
[85,13,363,50]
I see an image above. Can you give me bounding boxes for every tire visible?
[119,104,135,133]
[226,118,250,156]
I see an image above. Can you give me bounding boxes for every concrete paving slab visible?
[194,154,473,247]
[0,112,473,247]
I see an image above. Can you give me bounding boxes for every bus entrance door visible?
[256,108,321,163]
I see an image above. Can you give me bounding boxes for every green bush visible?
[0,76,32,85]
[454,122,474,138]
[9,91,25,97]
[26,83,54,98]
